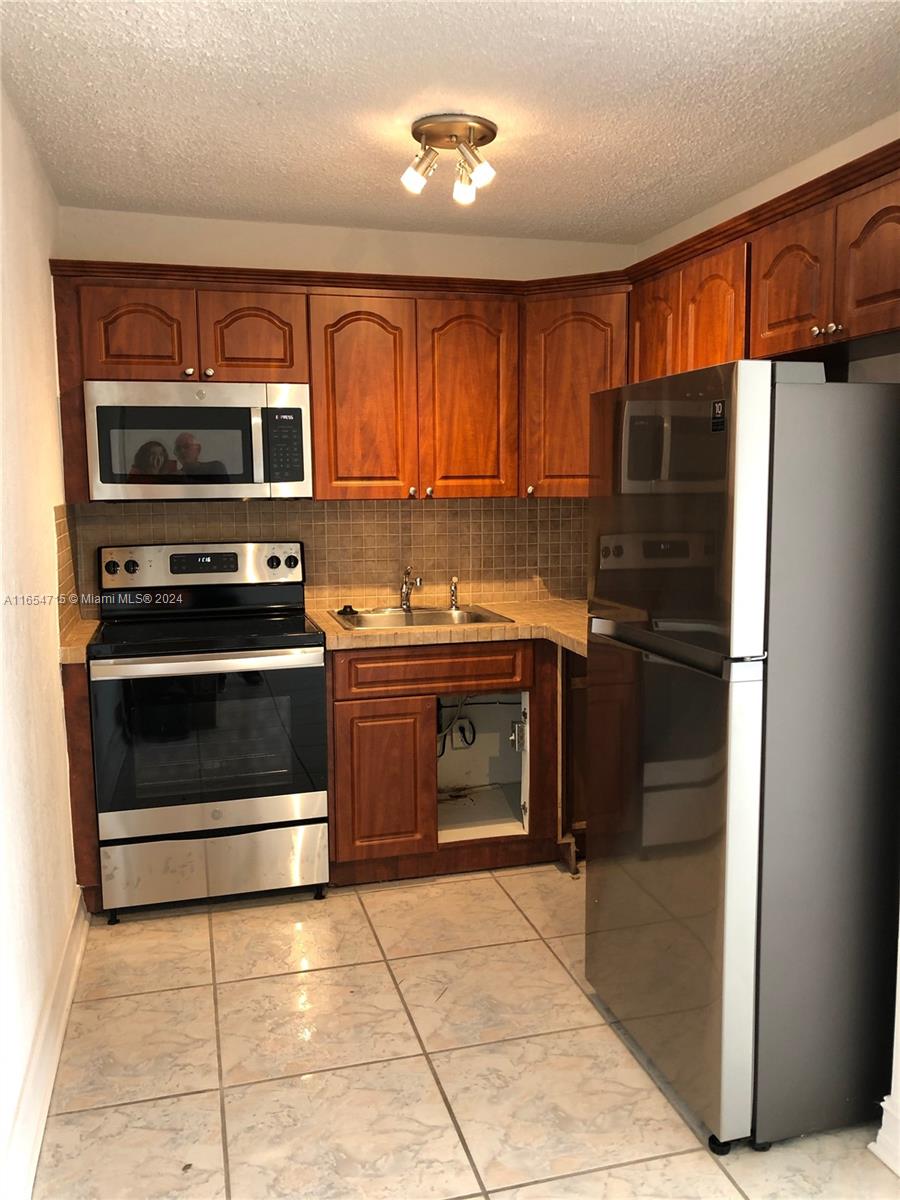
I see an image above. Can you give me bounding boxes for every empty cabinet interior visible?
[436,691,529,842]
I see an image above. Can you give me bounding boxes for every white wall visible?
[634,111,900,260]
[56,207,634,278]
[0,91,84,1196]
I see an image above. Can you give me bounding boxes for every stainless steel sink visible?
[332,605,513,630]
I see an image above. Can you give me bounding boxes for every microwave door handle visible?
[660,413,672,482]
[251,407,265,483]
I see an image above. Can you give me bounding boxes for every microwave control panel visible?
[264,409,305,482]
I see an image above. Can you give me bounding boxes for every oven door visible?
[85,381,269,499]
[89,647,327,838]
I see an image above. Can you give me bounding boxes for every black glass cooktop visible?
[88,612,324,659]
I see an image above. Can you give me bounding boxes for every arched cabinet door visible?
[417,298,519,498]
[309,295,419,499]
[750,208,835,357]
[679,242,747,372]
[197,290,308,382]
[835,176,900,339]
[78,285,199,380]
[630,271,680,382]
[523,293,627,497]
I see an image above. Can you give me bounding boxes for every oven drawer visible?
[100,821,328,909]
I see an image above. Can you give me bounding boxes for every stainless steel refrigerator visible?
[585,359,899,1152]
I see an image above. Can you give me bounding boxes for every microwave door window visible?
[627,415,664,481]
[96,405,254,485]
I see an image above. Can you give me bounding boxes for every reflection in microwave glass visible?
[112,429,241,480]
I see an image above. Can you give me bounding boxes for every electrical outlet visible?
[451,719,474,749]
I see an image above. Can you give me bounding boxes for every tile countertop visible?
[309,599,592,658]
[60,599,652,664]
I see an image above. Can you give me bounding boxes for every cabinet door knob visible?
[408,486,417,497]
[830,322,844,334]
[203,368,215,377]
[183,367,195,376]
[810,326,822,337]
[526,485,535,496]
[425,486,433,497]
[825,322,837,334]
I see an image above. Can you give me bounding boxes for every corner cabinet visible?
[77,283,309,382]
[417,298,519,498]
[522,293,627,497]
[750,172,900,354]
[309,295,420,499]
[630,241,747,383]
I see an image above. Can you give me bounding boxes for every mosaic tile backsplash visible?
[72,499,588,616]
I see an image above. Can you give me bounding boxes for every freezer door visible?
[584,630,762,1142]
[589,361,772,660]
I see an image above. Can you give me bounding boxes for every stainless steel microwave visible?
[620,396,728,493]
[84,381,313,500]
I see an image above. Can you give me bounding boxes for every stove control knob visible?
[267,555,282,570]
[285,554,299,569]
[124,559,140,574]
[104,559,120,575]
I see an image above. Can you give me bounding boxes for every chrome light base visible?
[410,114,497,150]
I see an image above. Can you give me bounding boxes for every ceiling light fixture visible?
[452,162,477,206]
[401,114,498,205]
[400,144,439,194]
[457,139,496,189]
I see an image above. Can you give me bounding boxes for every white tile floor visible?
[34,863,897,1199]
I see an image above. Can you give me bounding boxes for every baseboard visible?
[4,894,89,1199]
[870,1094,900,1178]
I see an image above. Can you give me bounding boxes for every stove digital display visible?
[169,552,239,575]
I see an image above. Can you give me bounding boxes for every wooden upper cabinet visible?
[834,176,900,339]
[332,696,437,862]
[630,270,680,382]
[197,290,308,382]
[750,207,835,357]
[417,298,519,498]
[79,285,199,380]
[309,295,419,500]
[679,242,747,372]
[523,293,627,497]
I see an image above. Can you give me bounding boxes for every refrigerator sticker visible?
[710,400,726,432]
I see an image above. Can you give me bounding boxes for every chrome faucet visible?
[399,565,422,612]
[449,576,460,610]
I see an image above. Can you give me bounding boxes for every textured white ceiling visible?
[2,0,899,243]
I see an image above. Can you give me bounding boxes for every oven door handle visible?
[90,646,324,680]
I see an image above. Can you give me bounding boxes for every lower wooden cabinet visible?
[332,696,437,861]
[329,640,560,882]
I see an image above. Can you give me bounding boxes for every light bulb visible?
[453,164,476,206]
[458,140,496,188]
[400,146,438,194]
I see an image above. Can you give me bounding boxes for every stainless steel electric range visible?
[87,542,328,919]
